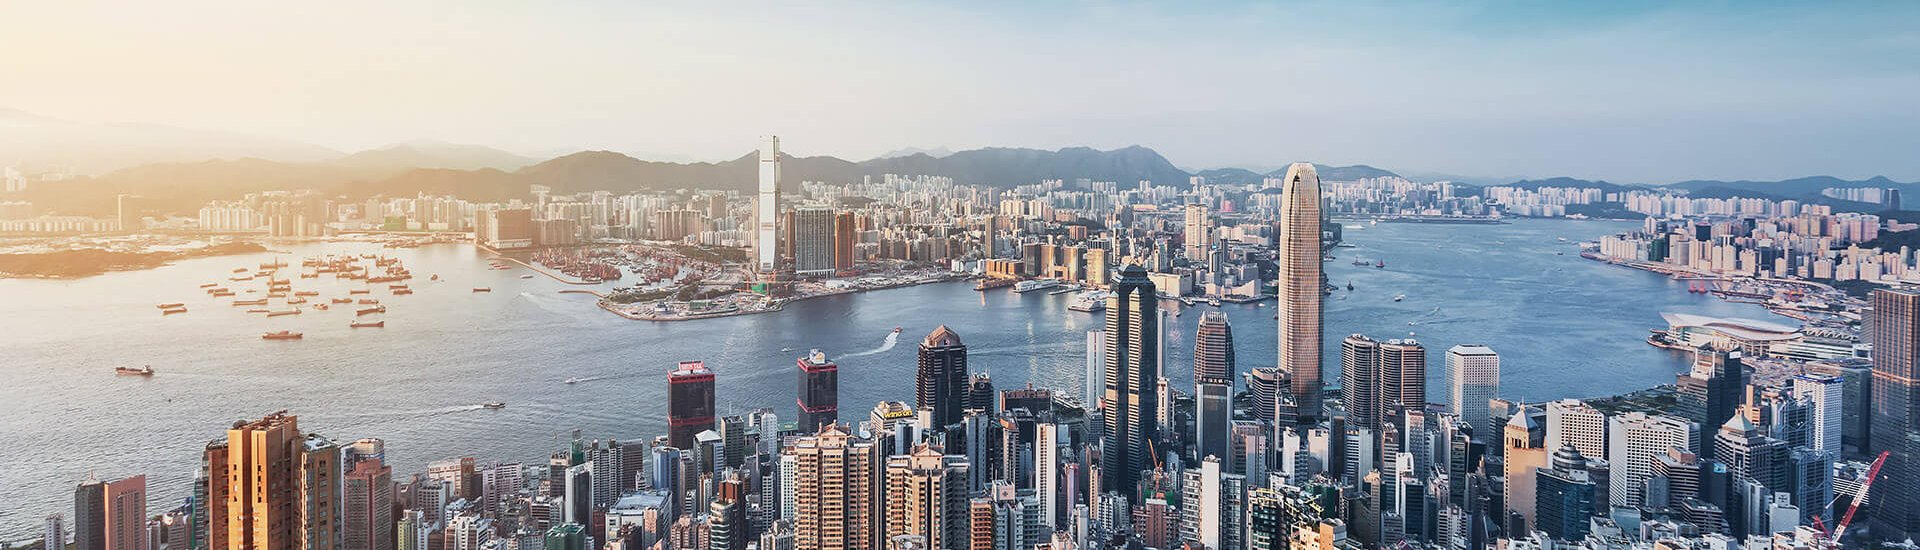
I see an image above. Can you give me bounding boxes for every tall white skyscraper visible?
[1035,423,1062,528]
[1275,163,1324,425]
[1545,398,1608,459]
[1606,412,1698,509]
[1446,345,1501,436]
[1792,374,1844,454]
[755,136,781,274]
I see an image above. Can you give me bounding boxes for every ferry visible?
[1208,296,1223,307]
[482,402,506,409]
[262,331,303,340]
[1012,279,1060,293]
[349,320,384,328]
[162,306,188,315]
[115,366,155,376]
[1068,291,1108,312]
[156,302,185,309]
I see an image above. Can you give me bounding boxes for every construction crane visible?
[1819,450,1890,548]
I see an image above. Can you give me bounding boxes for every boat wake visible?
[838,330,900,360]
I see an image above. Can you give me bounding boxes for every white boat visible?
[1068,291,1108,312]
[564,378,578,384]
[1393,294,1406,302]
[1012,279,1061,293]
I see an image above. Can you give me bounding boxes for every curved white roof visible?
[1661,312,1800,342]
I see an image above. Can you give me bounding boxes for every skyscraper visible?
[796,350,839,432]
[832,211,857,274]
[1086,329,1106,411]
[72,475,144,550]
[1544,399,1608,460]
[1378,339,1427,422]
[1870,288,1920,538]
[1102,264,1159,493]
[1275,162,1324,425]
[790,206,835,276]
[1194,312,1235,462]
[915,326,968,429]
[214,412,342,550]
[884,446,970,550]
[1792,374,1844,454]
[1676,346,1746,456]
[668,361,717,450]
[1182,203,1209,261]
[1607,412,1699,509]
[1446,345,1500,438]
[755,136,780,274]
[343,459,394,550]
[1340,335,1382,431]
[789,425,878,550]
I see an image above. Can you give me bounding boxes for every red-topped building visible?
[667,361,716,449]
[796,350,839,432]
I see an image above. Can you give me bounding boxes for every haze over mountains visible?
[5,108,1916,217]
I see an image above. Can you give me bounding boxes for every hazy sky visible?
[2,1,1916,182]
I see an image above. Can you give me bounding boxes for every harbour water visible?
[0,218,1773,540]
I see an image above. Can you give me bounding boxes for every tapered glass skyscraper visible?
[1194,312,1235,462]
[1275,162,1323,424]
[1102,264,1159,493]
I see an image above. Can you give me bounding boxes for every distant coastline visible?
[0,242,267,279]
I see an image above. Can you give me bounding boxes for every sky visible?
[1,1,1916,182]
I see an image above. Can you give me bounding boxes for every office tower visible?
[1806,361,1871,453]
[1341,335,1382,430]
[1649,448,1705,508]
[211,412,342,550]
[1534,445,1599,541]
[1379,340,1427,417]
[43,514,65,550]
[669,361,717,450]
[884,446,970,550]
[1607,412,1699,509]
[427,457,478,502]
[793,350,839,432]
[916,326,969,429]
[755,136,780,274]
[1246,367,1281,424]
[832,211,856,273]
[1446,345,1500,438]
[1086,329,1106,410]
[1276,163,1324,424]
[343,458,394,550]
[1792,374,1844,454]
[1194,312,1236,462]
[1503,407,1547,531]
[1676,346,1747,456]
[966,374,996,413]
[789,425,878,550]
[790,206,835,276]
[1872,289,1920,537]
[543,523,586,550]
[1182,203,1209,261]
[1035,423,1063,527]
[73,475,145,550]
[1544,399,1607,460]
[709,474,747,550]
[563,463,592,526]
[1102,264,1159,493]
[1713,416,1790,495]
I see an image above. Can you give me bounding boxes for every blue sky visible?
[1,1,1915,182]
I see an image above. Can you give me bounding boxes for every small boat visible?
[892,327,903,334]
[1393,294,1406,302]
[1208,296,1223,307]
[565,378,579,384]
[287,297,307,305]
[1346,281,1354,291]
[1352,259,1369,266]
[482,402,506,409]
[313,303,329,311]
[350,320,384,328]
[262,331,303,340]
[473,287,491,293]
[156,302,185,309]
[430,274,440,281]
[162,306,188,315]
[115,366,155,376]
[1375,259,1386,268]
[520,274,534,279]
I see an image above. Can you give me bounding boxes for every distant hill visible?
[332,141,535,172]
[1301,164,1400,182]
[876,146,953,159]
[1193,168,1265,185]
[861,146,1190,187]
[0,107,341,175]
[1495,177,1642,193]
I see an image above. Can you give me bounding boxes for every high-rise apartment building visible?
[668,361,717,450]
[1276,163,1324,425]
[343,458,394,550]
[832,211,856,274]
[883,446,969,550]
[1870,289,1920,537]
[1102,264,1159,493]
[210,412,342,550]
[1194,312,1235,462]
[915,326,969,429]
[796,350,839,432]
[1607,412,1699,509]
[789,425,878,550]
[73,475,145,550]
[1446,345,1500,438]
[790,206,835,276]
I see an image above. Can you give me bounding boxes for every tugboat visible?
[262,330,304,340]
[482,402,506,409]
[1346,281,1355,291]
[115,366,155,376]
